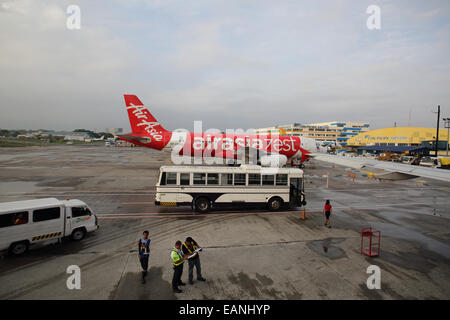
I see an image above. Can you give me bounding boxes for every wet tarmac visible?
[0,145,449,299]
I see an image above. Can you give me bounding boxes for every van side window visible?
[33,207,60,222]
[0,211,28,228]
[72,207,91,218]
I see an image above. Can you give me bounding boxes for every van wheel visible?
[268,197,283,211]
[195,197,211,213]
[9,241,29,256]
[71,228,86,241]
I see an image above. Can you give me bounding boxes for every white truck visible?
[0,198,99,255]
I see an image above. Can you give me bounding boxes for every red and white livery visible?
[118,95,317,165]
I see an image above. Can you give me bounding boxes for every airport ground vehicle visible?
[0,198,99,255]
[419,156,438,167]
[155,165,306,213]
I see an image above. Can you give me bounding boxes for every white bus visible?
[0,198,99,255]
[155,165,306,213]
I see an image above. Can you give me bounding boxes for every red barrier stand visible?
[361,227,380,257]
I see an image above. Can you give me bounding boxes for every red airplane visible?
[118,95,318,166]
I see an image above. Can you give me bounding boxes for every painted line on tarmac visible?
[97,210,296,220]
[0,192,156,197]
[97,202,450,220]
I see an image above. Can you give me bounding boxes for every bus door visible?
[289,177,303,205]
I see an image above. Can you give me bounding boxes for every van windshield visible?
[72,207,91,217]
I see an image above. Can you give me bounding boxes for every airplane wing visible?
[117,133,152,144]
[312,154,450,182]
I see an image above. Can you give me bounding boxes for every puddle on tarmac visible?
[307,238,347,259]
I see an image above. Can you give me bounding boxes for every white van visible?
[0,198,99,255]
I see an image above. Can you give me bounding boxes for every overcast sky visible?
[0,0,449,132]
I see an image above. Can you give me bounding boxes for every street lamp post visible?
[444,117,450,157]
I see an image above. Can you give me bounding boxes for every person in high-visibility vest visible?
[171,240,188,293]
[182,237,206,285]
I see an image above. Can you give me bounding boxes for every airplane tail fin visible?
[123,94,168,135]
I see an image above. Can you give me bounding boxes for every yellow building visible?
[347,127,449,147]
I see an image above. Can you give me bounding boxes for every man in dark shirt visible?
[182,237,206,284]
[138,230,151,284]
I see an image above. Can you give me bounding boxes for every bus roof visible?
[0,198,62,213]
[159,165,304,175]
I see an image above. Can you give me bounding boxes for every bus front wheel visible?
[195,197,211,213]
[268,197,283,211]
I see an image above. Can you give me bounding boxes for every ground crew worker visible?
[138,230,151,284]
[323,199,332,228]
[182,237,206,284]
[171,240,187,293]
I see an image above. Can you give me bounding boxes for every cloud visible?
[0,0,449,131]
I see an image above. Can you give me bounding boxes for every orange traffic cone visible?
[301,208,307,220]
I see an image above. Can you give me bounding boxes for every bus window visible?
[262,175,274,186]
[180,173,190,185]
[248,174,261,185]
[221,173,232,185]
[193,173,206,185]
[160,172,166,185]
[276,174,288,186]
[207,173,219,185]
[166,172,177,185]
[234,173,246,186]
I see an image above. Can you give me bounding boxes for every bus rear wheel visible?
[268,197,283,211]
[195,197,211,213]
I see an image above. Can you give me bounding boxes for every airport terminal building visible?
[254,121,370,146]
[346,127,449,149]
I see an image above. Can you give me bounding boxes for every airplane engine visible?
[260,154,288,167]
